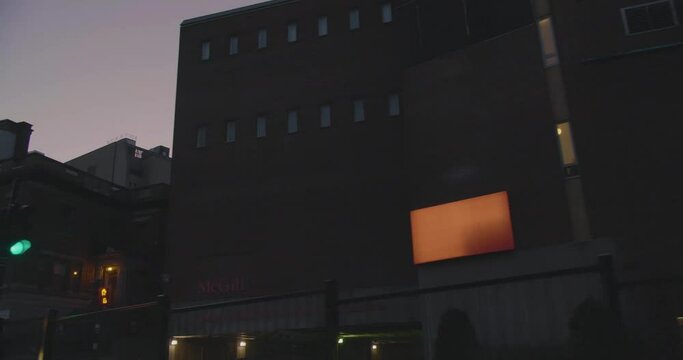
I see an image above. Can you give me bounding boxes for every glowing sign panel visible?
[410,191,514,264]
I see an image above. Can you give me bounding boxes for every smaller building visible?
[0,119,169,359]
[66,137,170,189]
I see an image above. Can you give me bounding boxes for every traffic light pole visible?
[0,178,17,346]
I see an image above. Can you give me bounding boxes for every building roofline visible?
[180,0,299,28]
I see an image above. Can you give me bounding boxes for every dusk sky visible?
[0,0,258,162]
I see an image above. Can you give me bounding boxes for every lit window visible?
[388,94,400,116]
[258,29,268,49]
[134,149,143,159]
[196,126,207,148]
[288,23,298,42]
[353,100,365,122]
[537,17,559,67]
[349,9,360,30]
[320,105,331,128]
[381,3,393,23]
[256,116,267,138]
[287,111,299,134]
[622,0,677,35]
[226,121,236,143]
[557,122,577,165]
[201,41,210,60]
[229,36,239,55]
[318,16,329,36]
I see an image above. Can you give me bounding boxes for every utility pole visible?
[0,179,18,340]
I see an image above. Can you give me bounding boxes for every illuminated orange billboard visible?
[410,191,514,264]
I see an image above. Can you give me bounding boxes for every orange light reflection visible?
[410,191,514,264]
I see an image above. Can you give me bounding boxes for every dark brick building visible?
[167,0,683,358]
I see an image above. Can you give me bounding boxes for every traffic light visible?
[3,203,34,256]
[9,239,31,255]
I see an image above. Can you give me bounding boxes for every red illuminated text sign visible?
[198,277,245,296]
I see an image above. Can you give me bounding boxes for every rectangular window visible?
[381,3,393,23]
[196,126,207,148]
[288,23,298,42]
[320,105,331,128]
[258,29,268,49]
[318,16,329,36]
[349,9,360,30]
[622,0,678,35]
[256,116,267,138]
[226,121,236,143]
[388,94,400,116]
[134,149,143,159]
[201,41,210,60]
[537,17,559,67]
[229,36,239,55]
[353,100,365,122]
[287,111,299,134]
[557,122,577,165]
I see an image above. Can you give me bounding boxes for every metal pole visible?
[324,280,339,360]
[0,179,18,340]
[38,309,58,360]
[324,279,338,329]
[598,254,621,324]
[157,294,170,360]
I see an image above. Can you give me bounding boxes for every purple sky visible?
[0,0,258,161]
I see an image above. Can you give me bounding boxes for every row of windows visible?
[195,94,401,147]
[200,3,394,60]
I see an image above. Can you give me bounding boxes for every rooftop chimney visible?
[0,119,33,161]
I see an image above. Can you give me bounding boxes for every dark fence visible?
[34,295,170,360]
[28,254,683,360]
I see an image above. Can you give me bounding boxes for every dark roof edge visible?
[181,0,300,28]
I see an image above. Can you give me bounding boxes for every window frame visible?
[353,99,366,122]
[621,0,679,35]
[349,9,361,30]
[381,3,393,24]
[556,122,577,166]
[287,110,299,134]
[388,94,401,117]
[537,17,559,68]
[318,16,329,37]
[196,125,208,148]
[256,116,267,138]
[258,28,268,49]
[200,40,211,61]
[225,120,237,143]
[228,35,239,55]
[320,104,332,128]
[288,22,298,43]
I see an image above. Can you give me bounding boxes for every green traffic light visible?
[9,239,31,255]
